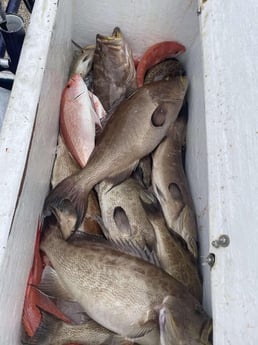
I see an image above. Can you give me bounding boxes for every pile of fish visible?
[21,27,212,345]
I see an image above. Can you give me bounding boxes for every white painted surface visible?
[200,0,258,343]
[0,0,60,265]
[0,87,11,130]
[0,0,73,343]
[72,0,198,58]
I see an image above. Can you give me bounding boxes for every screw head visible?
[206,253,215,268]
[218,234,230,247]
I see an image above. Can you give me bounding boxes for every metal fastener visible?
[206,253,215,268]
[212,234,230,248]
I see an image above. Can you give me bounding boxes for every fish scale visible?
[40,224,212,345]
[44,77,188,231]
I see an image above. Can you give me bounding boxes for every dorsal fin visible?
[71,218,160,267]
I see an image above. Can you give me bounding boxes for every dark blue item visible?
[0,13,25,73]
[0,0,22,57]
[6,0,21,13]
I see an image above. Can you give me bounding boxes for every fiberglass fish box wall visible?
[0,0,258,343]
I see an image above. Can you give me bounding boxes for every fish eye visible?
[151,104,167,127]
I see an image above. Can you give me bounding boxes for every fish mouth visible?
[96,27,122,43]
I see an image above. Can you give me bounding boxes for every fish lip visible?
[96,27,122,43]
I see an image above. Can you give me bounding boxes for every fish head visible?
[145,77,188,129]
[96,27,123,46]
[72,46,95,78]
[159,295,212,345]
[63,73,87,102]
[95,27,133,69]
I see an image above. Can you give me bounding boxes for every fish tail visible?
[21,311,60,344]
[43,174,89,231]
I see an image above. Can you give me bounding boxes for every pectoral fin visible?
[92,215,160,266]
[127,318,156,339]
[159,297,179,345]
[37,266,75,301]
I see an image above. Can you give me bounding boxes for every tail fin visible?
[21,311,60,345]
[43,174,89,231]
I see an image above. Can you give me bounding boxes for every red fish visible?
[136,41,186,87]
[60,74,101,168]
[22,221,71,337]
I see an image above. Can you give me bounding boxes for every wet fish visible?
[21,311,127,345]
[136,41,186,87]
[144,58,185,85]
[133,155,152,189]
[39,223,212,345]
[51,137,102,239]
[60,74,101,168]
[93,27,136,111]
[51,135,81,188]
[52,190,102,240]
[96,178,155,249]
[69,42,95,80]
[139,191,202,301]
[22,223,71,337]
[152,102,198,258]
[44,77,188,230]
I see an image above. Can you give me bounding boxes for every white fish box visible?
[0,0,258,343]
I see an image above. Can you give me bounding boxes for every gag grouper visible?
[43,77,188,231]
[39,223,212,345]
[152,102,199,258]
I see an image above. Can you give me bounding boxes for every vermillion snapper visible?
[69,43,95,80]
[60,74,101,168]
[44,77,188,231]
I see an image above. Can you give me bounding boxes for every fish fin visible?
[106,161,139,187]
[159,300,178,345]
[133,155,152,189]
[127,316,156,339]
[21,310,61,345]
[91,106,102,127]
[71,39,84,51]
[68,230,106,244]
[176,206,198,258]
[93,215,111,240]
[37,266,75,301]
[43,174,89,231]
[152,183,167,203]
[101,335,129,345]
[94,215,160,266]
[139,189,161,215]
